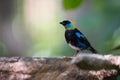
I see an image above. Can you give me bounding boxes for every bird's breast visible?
[65,30,75,39]
[68,43,80,51]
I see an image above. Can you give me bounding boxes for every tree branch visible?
[71,53,120,70]
[0,54,120,80]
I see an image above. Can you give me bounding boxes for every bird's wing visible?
[74,28,91,47]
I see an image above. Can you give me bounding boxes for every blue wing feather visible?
[77,41,87,49]
[74,29,90,49]
[75,32,85,38]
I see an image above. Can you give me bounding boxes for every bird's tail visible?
[89,46,97,53]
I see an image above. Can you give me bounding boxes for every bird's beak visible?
[60,22,63,24]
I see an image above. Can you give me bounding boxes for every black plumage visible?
[60,20,97,54]
[65,28,97,53]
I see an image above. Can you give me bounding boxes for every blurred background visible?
[0,0,120,57]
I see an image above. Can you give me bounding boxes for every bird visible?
[60,20,97,54]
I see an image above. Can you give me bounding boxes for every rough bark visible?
[0,54,120,80]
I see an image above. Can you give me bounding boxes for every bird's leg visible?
[74,50,79,56]
[76,50,80,54]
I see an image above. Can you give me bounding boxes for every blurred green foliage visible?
[63,0,83,10]
[0,0,120,56]
[117,75,120,80]
[62,0,120,54]
[0,43,6,56]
